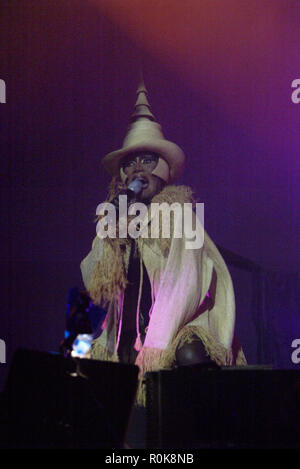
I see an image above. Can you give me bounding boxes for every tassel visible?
[134,334,143,352]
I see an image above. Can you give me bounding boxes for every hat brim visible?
[102,139,186,183]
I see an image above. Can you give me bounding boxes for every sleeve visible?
[80,236,104,290]
[143,204,213,350]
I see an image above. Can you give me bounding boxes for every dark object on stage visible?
[59,287,106,356]
[2,349,138,448]
[146,365,300,449]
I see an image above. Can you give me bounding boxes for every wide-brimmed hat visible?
[102,80,186,183]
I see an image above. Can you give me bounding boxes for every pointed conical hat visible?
[102,80,186,183]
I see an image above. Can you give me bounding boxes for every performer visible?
[80,80,246,404]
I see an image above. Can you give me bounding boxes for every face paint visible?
[120,155,169,183]
[119,152,168,201]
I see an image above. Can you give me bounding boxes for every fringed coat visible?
[80,185,246,405]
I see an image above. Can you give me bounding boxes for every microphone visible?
[126,178,143,198]
[111,178,143,209]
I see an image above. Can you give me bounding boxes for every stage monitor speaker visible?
[1,348,138,448]
[146,366,300,449]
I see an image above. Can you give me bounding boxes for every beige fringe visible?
[107,175,126,202]
[135,347,167,375]
[88,238,128,305]
[136,377,147,407]
[88,184,195,305]
[134,348,166,407]
[172,325,233,366]
[134,325,247,406]
[89,325,246,407]
[143,185,195,257]
[86,182,247,406]
[90,339,118,363]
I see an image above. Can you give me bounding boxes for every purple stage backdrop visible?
[0,0,299,388]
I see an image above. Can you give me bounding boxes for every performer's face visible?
[121,152,165,201]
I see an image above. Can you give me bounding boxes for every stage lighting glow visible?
[72,334,93,357]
